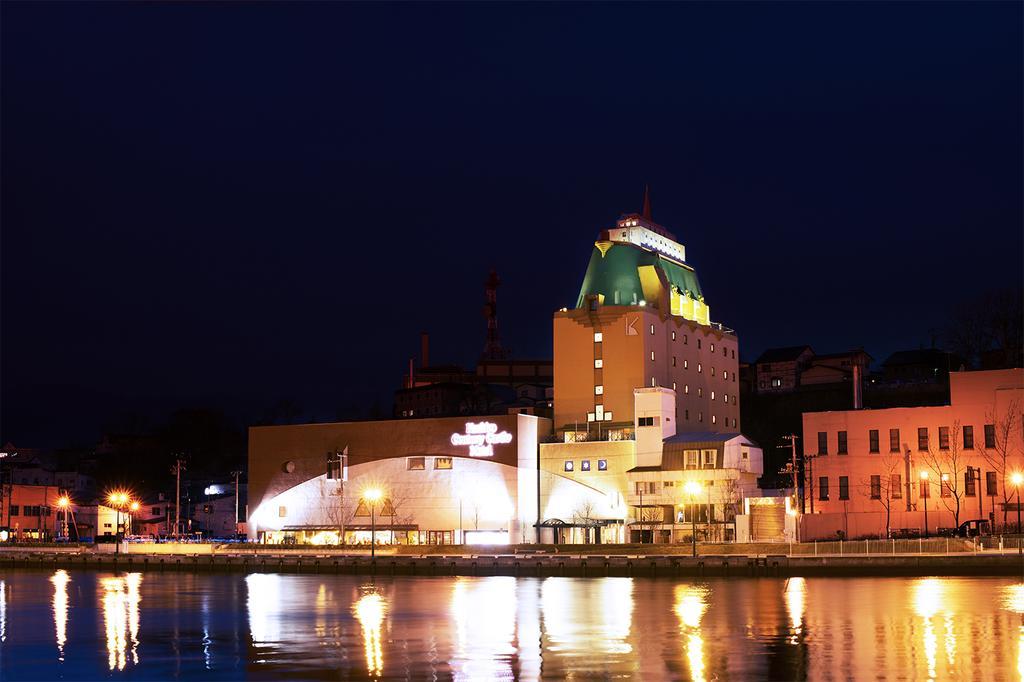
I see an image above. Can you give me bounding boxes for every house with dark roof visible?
[753,346,814,393]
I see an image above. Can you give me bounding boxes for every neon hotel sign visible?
[450,422,513,457]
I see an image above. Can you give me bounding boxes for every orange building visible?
[801,368,1023,539]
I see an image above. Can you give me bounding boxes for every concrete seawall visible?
[2,550,1022,578]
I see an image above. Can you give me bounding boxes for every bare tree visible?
[859,449,904,538]
[979,400,1022,531]
[919,421,968,531]
[633,505,664,543]
[316,478,356,544]
[572,501,599,544]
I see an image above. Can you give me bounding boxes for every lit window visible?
[651,376,656,387]
[723,370,729,380]
[672,331,676,341]
[407,457,425,470]
[650,324,655,335]
[435,457,453,470]
[698,411,703,422]
[595,359,603,368]
[598,459,608,471]
[712,415,717,424]
[710,343,715,352]
[698,387,703,397]
[604,411,613,420]
[698,363,702,373]
[594,332,603,343]
[684,384,689,394]
[723,393,728,402]
[581,460,591,472]
[684,360,689,369]
[672,382,677,390]
[711,391,715,400]
[651,351,655,361]
[278,506,287,518]
[564,461,574,472]
[595,385,604,395]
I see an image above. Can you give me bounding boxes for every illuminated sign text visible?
[450,422,513,457]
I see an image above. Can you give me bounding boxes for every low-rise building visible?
[801,368,1023,539]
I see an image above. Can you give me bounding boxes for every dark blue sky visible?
[2,2,1021,447]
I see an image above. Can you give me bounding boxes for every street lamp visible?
[107,491,133,555]
[57,496,70,541]
[130,500,139,536]
[684,481,702,557]
[1012,472,1024,553]
[362,488,383,559]
[919,471,929,539]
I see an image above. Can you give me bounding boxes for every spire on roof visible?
[641,185,652,221]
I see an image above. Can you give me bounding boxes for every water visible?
[0,569,1020,680]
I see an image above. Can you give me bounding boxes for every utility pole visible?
[779,435,801,511]
[171,457,186,540]
[231,470,242,537]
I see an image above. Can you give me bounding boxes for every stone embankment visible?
[1,547,1021,578]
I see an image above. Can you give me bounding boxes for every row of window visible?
[7,505,52,517]
[406,457,453,470]
[817,424,998,455]
[592,332,737,359]
[817,470,1001,501]
[564,459,609,472]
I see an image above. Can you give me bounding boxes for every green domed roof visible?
[575,242,703,309]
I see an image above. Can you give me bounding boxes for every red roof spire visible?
[641,185,652,221]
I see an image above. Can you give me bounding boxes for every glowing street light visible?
[362,488,384,560]
[684,480,702,557]
[919,471,929,539]
[57,496,70,541]
[106,491,135,555]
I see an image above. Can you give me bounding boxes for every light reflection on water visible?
[0,570,1019,679]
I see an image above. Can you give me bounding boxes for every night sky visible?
[2,2,1021,448]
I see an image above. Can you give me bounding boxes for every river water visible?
[0,569,1020,680]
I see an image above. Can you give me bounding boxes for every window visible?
[564,461,574,472]
[595,385,604,395]
[723,346,728,357]
[598,459,608,471]
[711,415,717,424]
[435,457,453,470]
[698,363,702,373]
[698,388,703,397]
[817,431,828,455]
[407,457,425,470]
[594,332,603,343]
[938,426,949,450]
[711,391,716,401]
[890,428,900,453]
[870,476,881,499]
[703,450,716,468]
[891,474,902,499]
[684,360,689,369]
[771,377,782,387]
[838,431,848,454]
[672,331,676,341]
[697,339,702,349]
[742,449,749,460]
[327,452,342,479]
[698,411,704,422]
[963,425,974,449]
[650,324,655,335]
[651,351,655,361]
[684,384,689,394]
[581,460,591,472]
[984,424,996,448]
[711,367,715,377]
[672,382,677,391]
[986,471,997,496]
[594,359,603,368]
[940,476,952,498]
[710,343,715,352]
[723,370,729,380]
[672,356,677,367]
[651,376,657,387]
[917,427,928,451]
[732,350,735,359]
[152,506,161,516]
[685,409,690,421]
[685,450,700,469]
[919,480,930,499]
[9,505,18,516]
[723,393,728,402]
[638,416,656,427]
[278,506,287,518]
[819,477,829,501]
[965,471,976,497]
[839,476,849,500]
[684,335,688,344]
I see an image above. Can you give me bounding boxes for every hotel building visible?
[800,368,1023,539]
[246,198,764,545]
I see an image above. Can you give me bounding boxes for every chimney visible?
[408,357,414,389]
[852,363,863,409]
[420,331,430,369]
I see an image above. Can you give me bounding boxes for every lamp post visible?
[684,481,702,557]
[1012,472,1023,553]
[362,488,383,559]
[107,492,134,555]
[920,471,929,539]
[130,501,139,536]
[57,496,69,541]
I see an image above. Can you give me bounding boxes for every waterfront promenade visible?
[2,540,1022,578]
